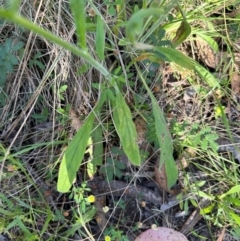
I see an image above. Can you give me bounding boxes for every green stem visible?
[0,9,110,78]
[177,3,187,20]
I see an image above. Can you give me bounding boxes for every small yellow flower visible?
[87,195,95,203]
[214,106,225,118]
[105,236,111,241]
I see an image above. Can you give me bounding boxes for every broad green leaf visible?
[57,91,106,192]
[195,180,206,187]
[155,46,195,70]
[126,8,165,43]
[151,94,178,188]
[135,64,178,188]
[70,0,87,50]
[219,185,240,199]
[92,121,103,166]
[57,113,95,193]
[113,89,141,165]
[172,20,191,47]
[96,16,105,60]
[189,198,198,208]
[233,227,240,238]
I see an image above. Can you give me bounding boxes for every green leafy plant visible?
[100,156,126,182]
[69,182,95,213]
[104,225,129,241]
[67,182,96,240]
[0,38,23,85]
[1,0,239,239]
[199,185,240,238]
[29,51,45,70]
[0,145,53,240]
[0,37,23,105]
[171,122,219,152]
[31,106,49,122]
[0,0,193,194]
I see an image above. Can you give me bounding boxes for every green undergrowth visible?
[0,0,239,240]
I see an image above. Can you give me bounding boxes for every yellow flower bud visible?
[87,195,95,203]
[105,236,111,241]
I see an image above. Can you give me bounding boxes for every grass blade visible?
[92,121,103,166]
[8,0,21,12]
[151,92,178,189]
[219,185,240,199]
[70,0,87,50]
[195,64,221,88]
[96,15,105,60]
[126,8,165,43]
[135,63,178,188]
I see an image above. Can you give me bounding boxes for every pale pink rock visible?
[134,227,189,241]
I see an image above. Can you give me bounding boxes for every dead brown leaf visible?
[234,52,240,65]
[195,38,220,68]
[216,226,226,241]
[155,162,180,195]
[230,71,240,96]
[7,165,17,172]
[134,116,148,149]
[155,162,168,192]
[176,147,196,170]
[94,196,107,230]
[69,109,82,131]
